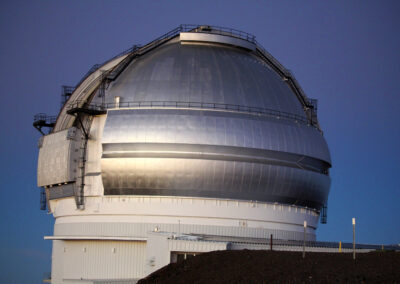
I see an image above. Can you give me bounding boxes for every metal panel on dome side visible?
[102,109,331,163]
[37,127,81,187]
[101,157,330,209]
[101,109,331,208]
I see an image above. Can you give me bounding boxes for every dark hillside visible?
[138,250,399,284]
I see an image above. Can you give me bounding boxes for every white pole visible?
[303,220,307,258]
[352,218,356,260]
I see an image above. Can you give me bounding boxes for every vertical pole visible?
[303,221,307,259]
[352,218,356,260]
[339,241,342,253]
[270,234,273,251]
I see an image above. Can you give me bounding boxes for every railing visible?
[320,204,327,224]
[95,25,185,80]
[190,234,400,251]
[307,98,318,112]
[66,100,310,125]
[106,45,142,81]
[242,239,400,251]
[40,187,47,211]
[254,42,290,76]
[74,64,101,89]
[60,85,75,108]
[180,24,256,43]
[61,85,75,95]
[66,100,106,112]
[33,113,57,134]
[74,46,140,89]
[33,113,57,124]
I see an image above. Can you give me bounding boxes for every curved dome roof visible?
[105,41,307,118]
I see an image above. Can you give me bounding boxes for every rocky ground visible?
[138,250,399,283]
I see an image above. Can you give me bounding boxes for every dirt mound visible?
[138,250,399,283]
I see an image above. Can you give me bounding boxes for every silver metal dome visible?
[87,30,331,210]
[34,26,333,283]
[37,24,331,219]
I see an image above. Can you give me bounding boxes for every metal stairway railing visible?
[33,113,57,135]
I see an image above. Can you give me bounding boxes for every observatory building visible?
[34,25,331,283]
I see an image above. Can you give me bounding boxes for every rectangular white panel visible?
[62,240,146,280]
[37,127,81,187]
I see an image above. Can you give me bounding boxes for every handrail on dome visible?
[180,24,257,43]
[66,100,311,126]
[33,113,57,135]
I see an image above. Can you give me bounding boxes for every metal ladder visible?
[74,115,93,210]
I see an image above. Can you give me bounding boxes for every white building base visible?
[46,195,320,283]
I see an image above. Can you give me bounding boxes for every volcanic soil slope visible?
[138,250,399,284]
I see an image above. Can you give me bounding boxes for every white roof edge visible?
[180,32,256,51]
[44,236,147,241]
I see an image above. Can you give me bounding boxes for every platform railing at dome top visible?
[66,100,311,125]
[180,24,257,43]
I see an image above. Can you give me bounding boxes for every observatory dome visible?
[35,25,332,283]
[94,39,331,210]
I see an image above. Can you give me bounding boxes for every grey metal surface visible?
[44,27,332,211]
[101,158,329,209]
[48,183,75,200]
[104,42,307,118]
[102,142,329,174]
[100,108,330,209]
[96,40,332,210]
[102,109,330,163]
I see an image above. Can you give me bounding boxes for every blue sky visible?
[1,1,399,283]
